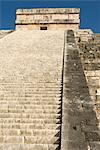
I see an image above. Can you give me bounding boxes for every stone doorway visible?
[40,26,47,30]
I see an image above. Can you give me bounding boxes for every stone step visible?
[1,82,62,86]
[0,113,60,119]
[0,136,60,144]
[1,92,61,95]
[1,94,61,97]
[0,101,61,105]
[1,104,60,111]
[0,81,62,83]
[2,88,61,91]
[0,100,61,104]
[0,97,61,101]
[1,84,62,88]
[0,95,61,99]
[0,144,59,150]
[24,136,60,144]
[0,123,60,130]
[0,129,60,136]
[0,83,62,87]
[0,104,61,109]
[1,87,61,91]
[0,108,60,114]
[0,118,61,124]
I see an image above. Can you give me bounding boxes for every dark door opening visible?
[40,26,47,30]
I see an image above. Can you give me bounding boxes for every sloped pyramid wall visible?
[0,29,100,150]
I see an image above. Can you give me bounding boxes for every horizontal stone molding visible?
[16,8,80,15]
[16,19,80,24]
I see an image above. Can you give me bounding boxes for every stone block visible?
[61,140,87,150]
[96,89,100,96]
[3,144,20,150]
[4,136,24,144]
[89,142,100,150]
[0,137,3,143]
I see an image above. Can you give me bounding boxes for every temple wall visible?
[16,14,79,21]
[16,24,79,30]
[16,8,80,30]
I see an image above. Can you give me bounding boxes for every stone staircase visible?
[0,29,100,150]
[0,30,64,150]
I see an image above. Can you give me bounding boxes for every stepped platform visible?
[0,29,100,150]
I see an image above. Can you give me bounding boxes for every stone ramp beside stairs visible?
[61,30,100,150]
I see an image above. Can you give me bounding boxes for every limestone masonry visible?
[16,8,80,30]
[0,8,100,150]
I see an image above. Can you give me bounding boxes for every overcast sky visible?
[0,0,100,33]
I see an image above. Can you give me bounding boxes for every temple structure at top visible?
[16,8,80,30]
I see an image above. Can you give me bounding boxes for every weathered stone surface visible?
[16,8,80,30]
[0,26,100,150]
[16,8,80,14]
[0,30,64,149]
[78,32,100,123]
[0,30,13,39]
[61,30,100,150]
